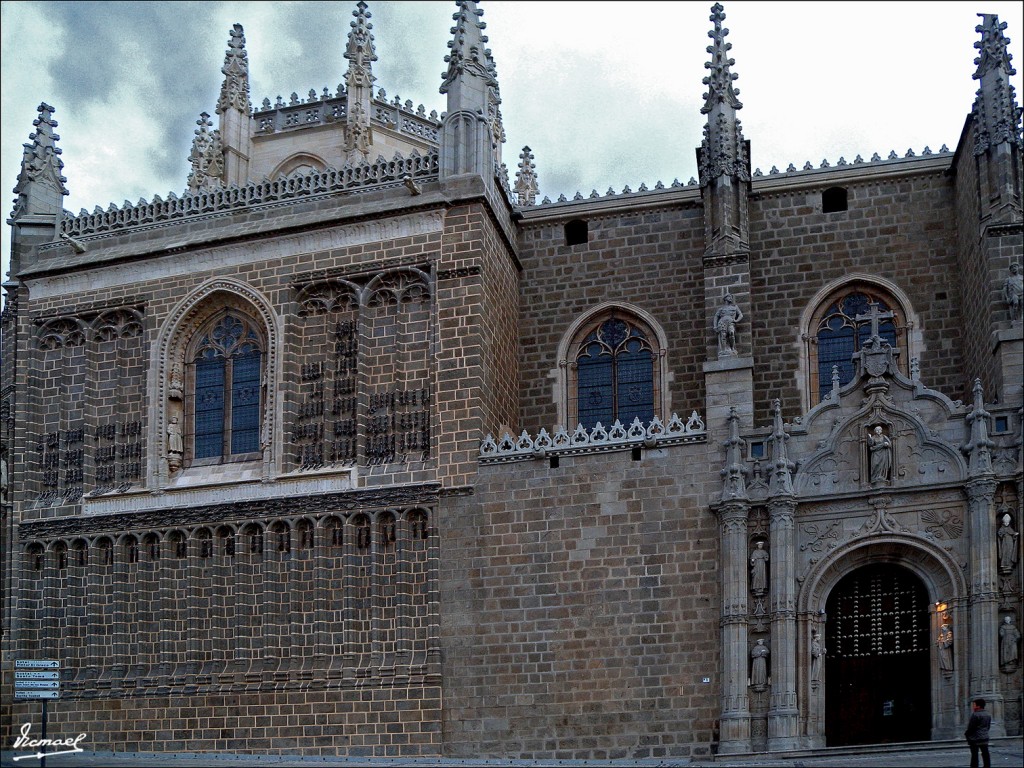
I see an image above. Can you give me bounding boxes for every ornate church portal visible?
[825,564,931,746]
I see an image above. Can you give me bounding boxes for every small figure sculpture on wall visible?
[998,513,1019,574]
[937,621,954,674]
[750,638,770,691]
[1005,262,1023,323]
[750,540,769,596]
[868,425,892,485]
[810,629,824,685]
[714,293,744,358]
[169,362,184,400]
[1000,615,1020,671]
[167,416,184,473]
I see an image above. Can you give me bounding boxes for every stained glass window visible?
[190,312,263,461]
[574,317,655,429]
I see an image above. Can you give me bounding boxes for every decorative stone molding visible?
[479,412,706,463]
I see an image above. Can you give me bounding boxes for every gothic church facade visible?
[2,1,1022,760]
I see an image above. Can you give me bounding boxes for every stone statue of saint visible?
[868,425,891,484]
[998,514,1019,574]
[1000,615,1020,669]
[750,639,770,690]
[1005,262,1023,323]
[167,416,183,455]
[750,541,769,596]
[714,293,744,358]
[937,622,954,673]
[810,629,824,683]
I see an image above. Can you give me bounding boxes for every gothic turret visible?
[7,103,69,276]
[439,1,503,187]
[697,3,750,258]
[344,1,377,161]
[187,112,225,192]
[972,14,1023,223]
[216,23,253,186]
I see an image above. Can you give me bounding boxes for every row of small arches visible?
[23,509,431,570]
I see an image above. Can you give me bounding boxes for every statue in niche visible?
[714,293,744,358]
[1000,615,1020,670]
[750,541,769,596]
[167,416,183,472]
[750,639,770,690]
[867,425,892,484]
[810,629,824,684]
[168,362,184,400]
[1005,262,1023,323]
[998,514,1019,574]
[937,621,954,674]
[0,455,7,501]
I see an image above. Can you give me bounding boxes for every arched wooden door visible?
[825,563,931,746]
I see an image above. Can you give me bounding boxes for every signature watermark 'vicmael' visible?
[11,722,87,761]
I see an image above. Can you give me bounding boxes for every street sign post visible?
[13,660,61,768]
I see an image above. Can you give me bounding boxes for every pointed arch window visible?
[187,311,264,462]
[569,314,658,429]
[808,284,908,404]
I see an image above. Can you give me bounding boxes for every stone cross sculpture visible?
[714,293,744,358]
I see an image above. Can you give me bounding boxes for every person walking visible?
[965,698,992,768]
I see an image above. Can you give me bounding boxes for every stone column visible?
[716,500,752,753]
[768,497,800,750]
[967,478,1007,735]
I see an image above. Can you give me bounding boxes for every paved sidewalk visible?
[2,738,1022,768]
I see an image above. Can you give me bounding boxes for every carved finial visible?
[963,378,995,476]
[514,146,538,205]
[768,399,794,497]
[702,4,742,115]
[345,1,377,90]
[974,13,1017,81]
[10,102,69,223]
[217,24,251,115]
[698,4,748,190]
[720,407,749,502]
[187,112,224,192]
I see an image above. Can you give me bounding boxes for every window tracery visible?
[560,308,666,430]
[807,282,909,406]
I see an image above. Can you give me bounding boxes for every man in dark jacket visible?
[965,698,992,768]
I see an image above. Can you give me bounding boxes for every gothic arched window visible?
[187,311,264,462]
[808,284,908,405]
[570,314,657,429]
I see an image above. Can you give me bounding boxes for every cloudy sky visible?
[2,1,1022,286]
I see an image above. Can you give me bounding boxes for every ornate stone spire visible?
[697,3,750,261]
[963,379,995,476]
[970,14,1023,222]
[719,407,748,502]
[187,112,224,192]
[9,103,68,224]
[698,3,748,187]
[344,1,376,159]
[439,1,504,183]
[217,24,252,115]
[514,146,538,206]
[767,399,794,497]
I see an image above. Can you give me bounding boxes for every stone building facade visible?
[1,1,1022,760]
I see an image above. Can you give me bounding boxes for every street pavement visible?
[2,738,1022,768]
